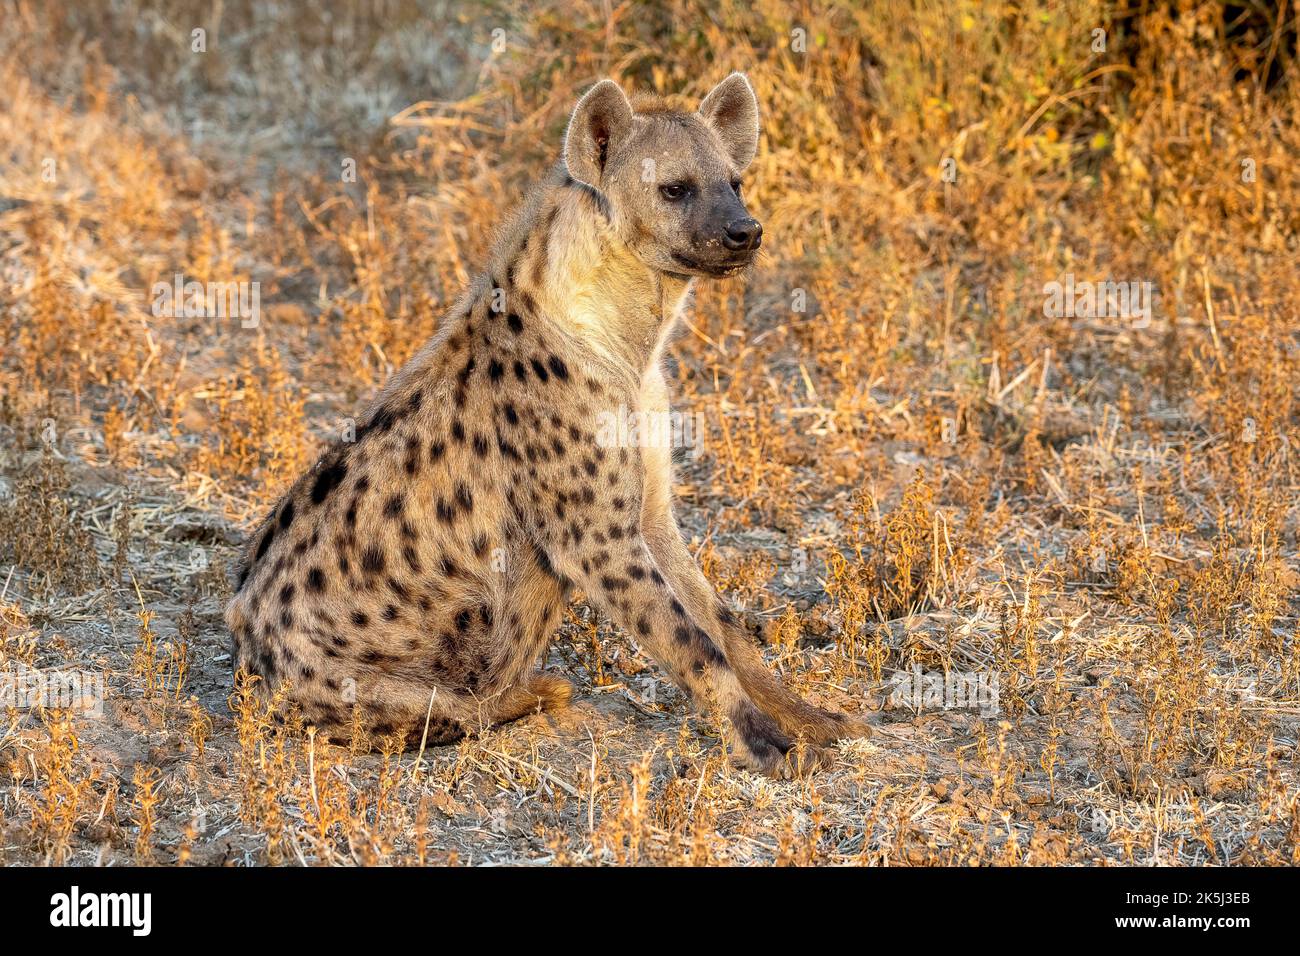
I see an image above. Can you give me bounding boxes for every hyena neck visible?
[487,163,694,375]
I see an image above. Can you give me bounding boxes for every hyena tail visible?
[489,672,574,723]
[410,671,574,742]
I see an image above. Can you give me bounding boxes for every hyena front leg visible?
[546,531,808,776]
[641,502,870,747]
[637,377,869,746]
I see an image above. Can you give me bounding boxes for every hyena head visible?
[564,73,762,278]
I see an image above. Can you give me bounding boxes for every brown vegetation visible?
[0,0,1296,865]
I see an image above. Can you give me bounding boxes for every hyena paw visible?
[765,699,871,747]
[731,703,829,778]
[805,706,872,745]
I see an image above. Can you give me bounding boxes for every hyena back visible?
[224,74,868,776]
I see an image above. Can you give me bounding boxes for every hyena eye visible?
[730,179,742,196]
[658,182,691,201]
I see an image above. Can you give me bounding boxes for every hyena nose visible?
[723,218,762,251]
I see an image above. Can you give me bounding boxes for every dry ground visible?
[0,0,1298,865]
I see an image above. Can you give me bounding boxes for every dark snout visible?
[674,186,765,277]
[714,187,762,254]
[723,217,762,251]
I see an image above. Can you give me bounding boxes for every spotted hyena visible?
[225,74,868,776]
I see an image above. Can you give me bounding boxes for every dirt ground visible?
[1,0,1298,865]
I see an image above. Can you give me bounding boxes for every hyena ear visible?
[698,72,760,170]
[564,79,634,188]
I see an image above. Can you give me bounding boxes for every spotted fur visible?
[224,74,867,776]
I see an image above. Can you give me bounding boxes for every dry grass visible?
[0,0,1297,865]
